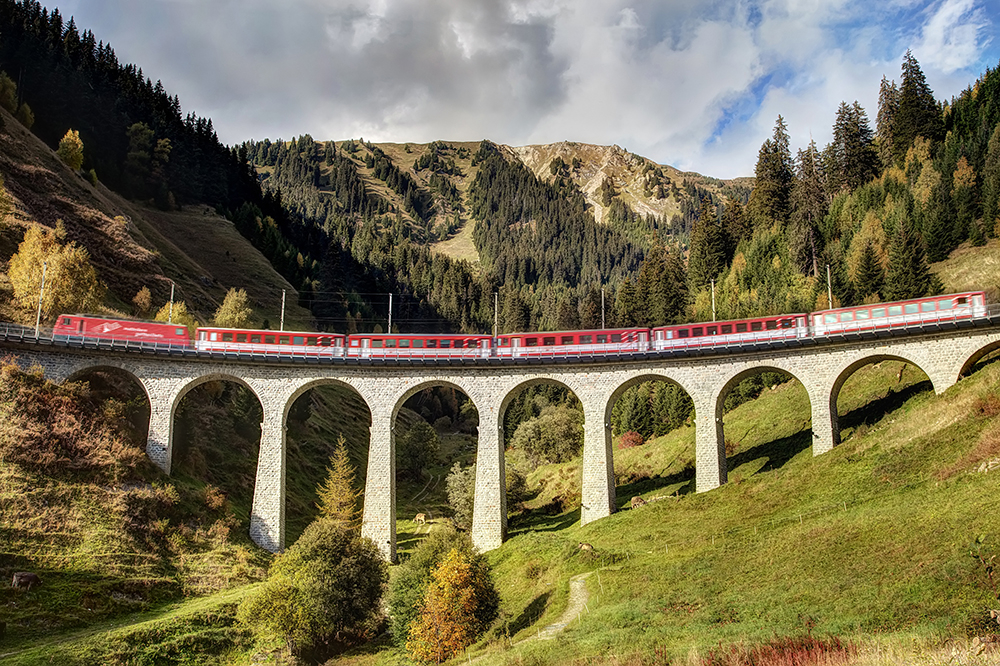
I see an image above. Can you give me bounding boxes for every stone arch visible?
[604,372,698,505]
[284,377,373,424]
[957,340,1000,380]
[171,372,264,415]
[828,353,935,447]
[65,362,150,403]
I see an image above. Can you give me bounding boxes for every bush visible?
[398,420,439,479]
[237,519,386,652]
[618,431,644,449]
[509,404,583,465]
[446,461,477,530]
[432,415,452,431]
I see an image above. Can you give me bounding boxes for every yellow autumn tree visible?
[212,287,254,328]
[8,222,105,322]
[315,434,362,530]
[406,548,499,664]
[56,129,84,170]
[153,300,198,338]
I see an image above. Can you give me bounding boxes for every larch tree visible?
[8,222,105,322]
[56,129,85,171]
[132,286,152,317]
[212,287,255,328]
[406,548,499,664]
[315,434,362,531]
[153,300,198,338]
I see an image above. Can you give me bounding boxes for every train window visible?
[840,312,853,322]
[751,322,762,331]
[824,314,837,324]
[872,308,885,318]
[735,323,747,333]
[250,335,260,343]
[408,340,421,348]
[561,336,574,345]
[222,333,234,342]
[722,324,733,334]
[399,339,411,348]
[371,340,383,348]
[236,334,247,343]
[921,301,935,312]
[320,337,331,347]
[595,334,606,344]
[855,310,869,320]
[764,320,776,330]
[441,340,452,348]
[938,299,954,310]
[780,320,793,328]
[904,303,919,314]
[957,297,968,305]
[676,329,688,338]
[543,337,555,346]
[293,336,305,345]
[611,333,622,342]
[265,336,276,344]
[707,326,718,335]
[525,338,538,347]
[61,317,71,325]
[176,328,186,336]
[209,332,218,341]
[579,335,592,344]
[385,339,396,348]
[692,328,703,337]
[888,306,903,315]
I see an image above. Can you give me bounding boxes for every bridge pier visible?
[145,401,174,475]
[695,397,727,492]
[250,402,286,552]
[581,404,615,525]
[471,407,506,551]
[812,388,838,455]
[361,408,396,562]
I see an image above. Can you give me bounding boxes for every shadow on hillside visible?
[615,465,695,510]
[504,591,552,637]
[508,506,581,537]
[727,430,813,476]
[838,379,932,433]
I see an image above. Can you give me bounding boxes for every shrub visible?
[446,462,477,530]
[433,415,452,431]
[618,431,644,449]
[509,404,583,465]
[237,519,386,652]
[398,420,439,480]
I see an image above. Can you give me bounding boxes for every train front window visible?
[579,335,592,344]
[561,336,574,345]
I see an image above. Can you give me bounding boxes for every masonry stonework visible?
[6,325,999,560]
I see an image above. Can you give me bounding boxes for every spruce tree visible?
[788,141,826,276]
[884,217,932,300]
[876,76,900,170]
[853,240,884,300]
[687,209,727,292]
[828,101,879,192]
[747,116,794,229]
[891,51,944,164]
[984,125,1000,233]
[580,286,602,329]
[556,295,580,330]
[615,278,641,327]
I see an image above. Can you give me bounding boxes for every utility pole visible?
[601,287,605,329]
[711,279,716,322]
[280,289,286,331]
[494,292,498,337]
[388,293,393,333]
[168,281,175,324]
[826,264,833,309]
[34,260,47,337]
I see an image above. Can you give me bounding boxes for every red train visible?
[49,291,989,358]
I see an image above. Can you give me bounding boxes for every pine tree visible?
[876,76,900,170]
[788,141,825,276]
[884,217,932,300]
[853,240,884,300]
[747,116,794,229]
[687,208,727,292]
[891,51,944,164]
[315,434,362,531]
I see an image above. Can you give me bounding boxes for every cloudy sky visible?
[55,0,999,178]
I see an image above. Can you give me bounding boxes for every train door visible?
[77,318,85,334]
[511,337,521,357]
[638,331,649,351]
[796,316,808,338]
[361,337,371,358]
[479,338,491,358]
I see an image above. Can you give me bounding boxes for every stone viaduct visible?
[2,318,999,562]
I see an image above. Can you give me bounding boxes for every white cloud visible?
[913,0,990,73]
